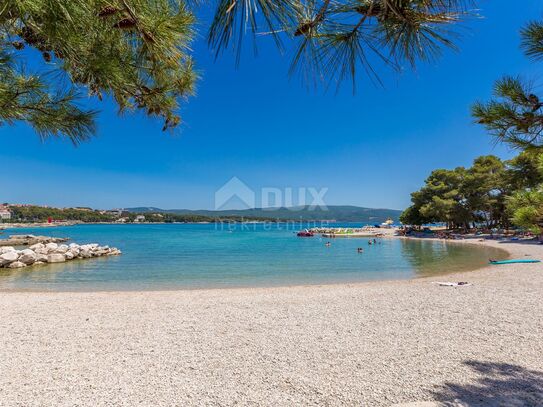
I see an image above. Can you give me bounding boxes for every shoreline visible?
[0,221,79,229]
[0,235,514,294]
[1,238,542,405]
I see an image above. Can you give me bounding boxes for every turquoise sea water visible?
[0,224,507,291]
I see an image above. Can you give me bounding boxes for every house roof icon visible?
[214,177,255,210]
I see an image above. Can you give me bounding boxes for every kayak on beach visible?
[489,259,541,265]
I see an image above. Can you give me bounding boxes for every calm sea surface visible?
[0,224,507,291]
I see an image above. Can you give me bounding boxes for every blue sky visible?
[2,1,542,210]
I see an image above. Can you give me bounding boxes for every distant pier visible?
[309,226,395,238]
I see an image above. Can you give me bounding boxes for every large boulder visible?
[94,247,109,256]
[79,250,92,259]
[65,251,74,260]
[0,251,19,266]
[81,244,98,251]
[45,242,58,252]
[29,243,45,251]
[56,244,69,254]
[0,246,15,254]
[8,261,26,269]
[34,247,49,255]
[36,253,48,263]
[47,253,66,263]
[19,249,37,265]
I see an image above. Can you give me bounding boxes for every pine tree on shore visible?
[0,0,196,143]
[471,19,543,234]
[473,20,543,150]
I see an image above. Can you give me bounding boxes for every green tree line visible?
[8,206,116,223]
[5,205,280,223]
[399,153,543,230]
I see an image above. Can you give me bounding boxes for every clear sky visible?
[2,1,542,210]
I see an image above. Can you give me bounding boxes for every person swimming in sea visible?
[325,242,331,247]
[357,247,363,253]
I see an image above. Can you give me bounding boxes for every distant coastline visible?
[1,219,345,230]
[0,221,79,229]
[0,204,402,226]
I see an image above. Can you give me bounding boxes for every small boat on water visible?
[489,259,541,265]
[297,230,314,237]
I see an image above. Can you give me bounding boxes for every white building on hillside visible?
[0,207,12,221]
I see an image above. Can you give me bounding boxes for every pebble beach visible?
[0,238,542,406]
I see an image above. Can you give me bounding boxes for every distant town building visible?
[105,209,124,217]
[0,206,12,221]
[134,215,146,223]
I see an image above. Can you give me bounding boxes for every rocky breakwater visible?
[0,234,69,247]
[0,242,122,269]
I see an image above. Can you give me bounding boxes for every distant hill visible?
[126,205,402,223]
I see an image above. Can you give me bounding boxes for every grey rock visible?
[79,250,92,259]
[34,247,49,255]
[56,244,69,254]
[47,253,66,263]
[29,243,45,251]
[8,261,26,269]
[19,250,37,265]
[45,242,59,252]
[0,251,19,265]
[0,246,16,254]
